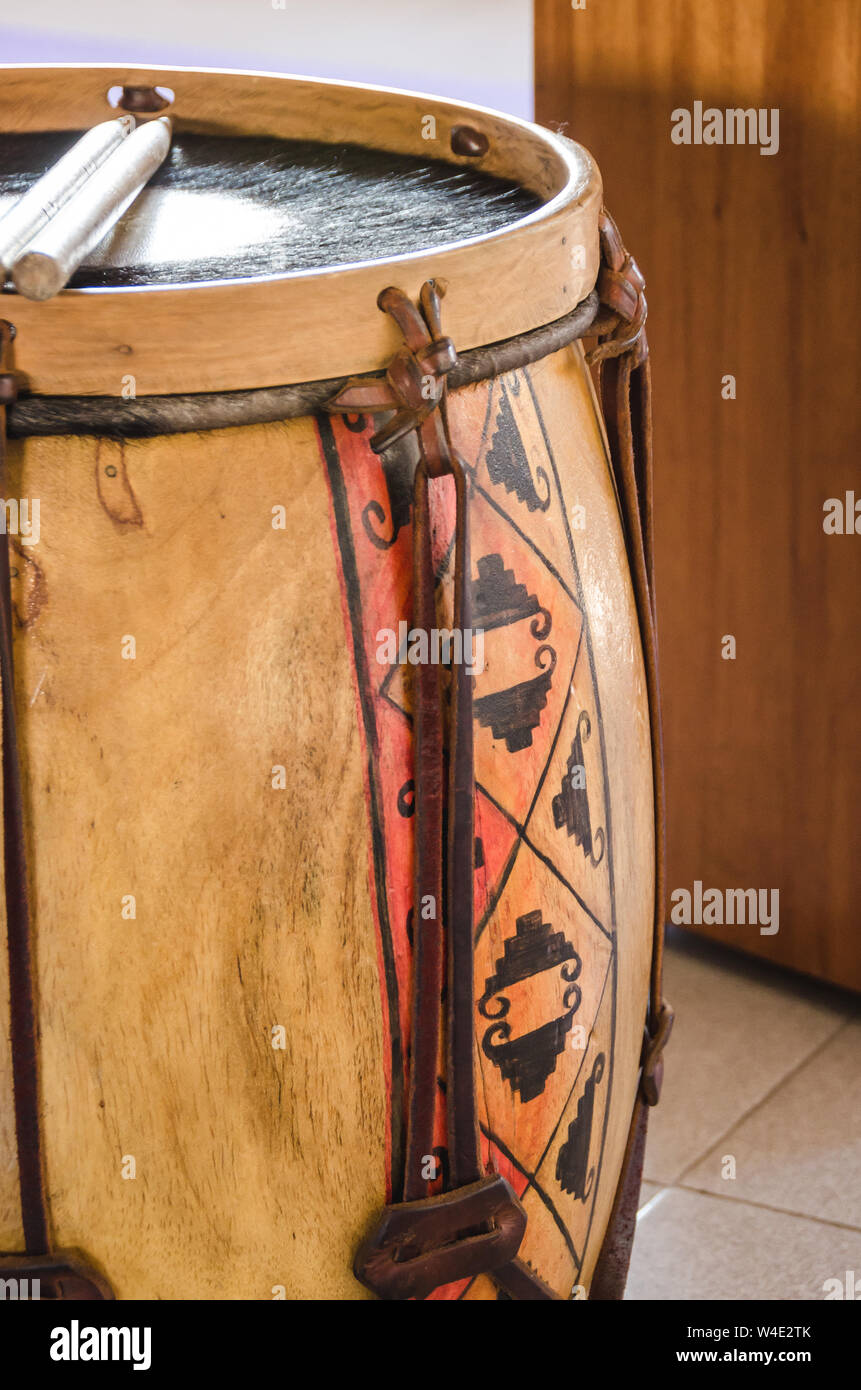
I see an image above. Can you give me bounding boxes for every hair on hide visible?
[0,131,543,287]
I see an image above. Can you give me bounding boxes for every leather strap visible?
[586,212,673,1300]
[402,454,444,1202]
[0,319,111,1300]
[333,286,551,1299]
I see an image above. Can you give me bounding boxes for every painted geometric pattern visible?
[317,364,617,1300]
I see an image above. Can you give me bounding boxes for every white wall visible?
[0,0,534,118]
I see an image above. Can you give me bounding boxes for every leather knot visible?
[587,209,649,366]
[327,280,459,459]
[118,85,171,113]
[419,335,458,379]
[639,999,674,1106]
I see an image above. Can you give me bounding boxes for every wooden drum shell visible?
[0,342,653,1299]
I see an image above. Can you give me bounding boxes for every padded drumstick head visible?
[0,116,135,279]
[11,118,172,301]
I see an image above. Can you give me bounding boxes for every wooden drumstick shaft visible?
[0,116,136,279]
[12,118,172,302]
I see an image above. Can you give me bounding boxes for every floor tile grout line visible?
[666,1181,861,1236]
[637,1185,671,1221]
[667,1014,854,1187]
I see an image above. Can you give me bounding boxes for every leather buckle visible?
[354,1174,527,1300]
[0,1252,113,1299]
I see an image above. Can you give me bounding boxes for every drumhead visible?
[0,65,603,394]
[0,132,542,289]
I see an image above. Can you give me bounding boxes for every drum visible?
[0,65,669,1301]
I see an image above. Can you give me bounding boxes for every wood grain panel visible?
[0,419,387,1297]
[536,0,861,989]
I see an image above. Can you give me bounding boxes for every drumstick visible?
[0,117,136,280]
[11,117,172,302]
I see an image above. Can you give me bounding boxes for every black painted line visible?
[317,413,406,1200]
[470,475,581,611]
[481,1122,582,1269]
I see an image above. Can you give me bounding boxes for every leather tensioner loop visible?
[329,284,553,1299]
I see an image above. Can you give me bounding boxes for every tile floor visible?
[626,928,861,1300]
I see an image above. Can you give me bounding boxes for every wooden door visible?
[535,0,861,989]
